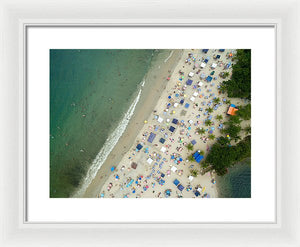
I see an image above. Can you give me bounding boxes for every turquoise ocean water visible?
[50,49,158,197]
[216,158,251,198]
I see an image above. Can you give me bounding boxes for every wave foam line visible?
[74,86,143,197]
[164,50,174,63]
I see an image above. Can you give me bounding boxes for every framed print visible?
[26,26,275,223]
[0,0,300,246]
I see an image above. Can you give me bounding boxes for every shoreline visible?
[81,50,184,197]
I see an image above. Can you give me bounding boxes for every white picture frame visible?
[0,0,299,246]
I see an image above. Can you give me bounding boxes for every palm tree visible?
[225,99,231,105]
[196,127,206,135]
[223,72,230,78]
[201,162,209,168]
[199,150,205,156]
[190,169,199,177]
[208,134,215,140]
[206,107,213,114]
[213,97,220,104]
[186,143,194,151]
[187,154,195,162]
[205,119,212,126]
[244,125,251,135]
[216,114,223,121]
[229,115,242,125]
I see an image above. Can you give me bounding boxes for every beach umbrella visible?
[144,120,148,123]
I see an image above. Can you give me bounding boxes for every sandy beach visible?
[80,49,250,198]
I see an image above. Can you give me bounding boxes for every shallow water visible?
[50,49,161,197]
[216,158,251,198]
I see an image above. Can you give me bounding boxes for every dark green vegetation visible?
[205,135,251,176]
[237,104,251,120]
[222,49,251,99]
[221,115,242,142]
[186,143,194,151]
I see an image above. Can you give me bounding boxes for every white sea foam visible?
[74,85,143,197]
[164,50,174,63]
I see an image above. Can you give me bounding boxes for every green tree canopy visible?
[205,136,251,176]
[237,104,251,120]
[222,49,251,99]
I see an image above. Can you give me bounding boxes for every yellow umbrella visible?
[144,120,148,124]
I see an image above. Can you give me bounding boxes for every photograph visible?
[50,49,251,198]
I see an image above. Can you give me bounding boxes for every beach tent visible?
[193,152,204,163]
[211,63,217,69]
[191,140,197,145]
[171,166,178,173]
[188,72,194,77]
[159,138,165,144]
[188,176,194,182]
[186,79,193,85]
[194,191,200,197]
[131,162,138,169]
[190,96,195,102]
[196,155,204,163]
[160,146,167,153]
[184,103,190,109]
[227,104,238,116]
[174,103,179,108]
[180,99,184,104]
[172,118,178,124]
[200,73,206,79]
[204,59,209,63]
[147,158,153,164]
[177,184,185,191]
[206,76,213,82]
[216,55,221,59]
[169,126,176,132]
[193,92,199,97]
[198,81,204,87]
[200,62,206,68]
[157,116,163,123]
[202,49,209,53]
[136,143,143,151]
[173,179,180,186]
[226,62,231,69]
[219,49,225,52]
[147,132,156,143]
